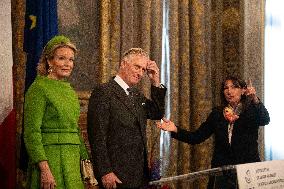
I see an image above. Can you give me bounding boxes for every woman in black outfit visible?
[158,76,270,189]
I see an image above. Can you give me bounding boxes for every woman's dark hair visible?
[220,76,247,107]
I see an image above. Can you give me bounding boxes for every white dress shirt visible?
[114,75,130,95]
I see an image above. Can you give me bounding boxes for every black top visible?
[171,102,270,167]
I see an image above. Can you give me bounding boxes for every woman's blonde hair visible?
[37,35,77,76]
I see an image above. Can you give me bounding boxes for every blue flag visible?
[24,0,58,89]
[21,0,58,171]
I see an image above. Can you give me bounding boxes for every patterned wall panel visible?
[58,0,100,91]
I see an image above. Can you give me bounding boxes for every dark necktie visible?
[127,87,134,96]
[127,88,136,109]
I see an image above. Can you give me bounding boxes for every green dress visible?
[24,76,89,189]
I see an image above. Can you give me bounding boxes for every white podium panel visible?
[236,160,284,189]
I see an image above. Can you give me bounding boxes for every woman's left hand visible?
[156,118,177,133]
[245,79,259,104]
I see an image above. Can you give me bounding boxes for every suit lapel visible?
[109,79,147,146]
[109,79,138,117]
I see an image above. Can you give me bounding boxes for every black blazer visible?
[172,102,270,168]
[87,79,166,188]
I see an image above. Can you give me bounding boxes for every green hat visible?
[43,35,76,56]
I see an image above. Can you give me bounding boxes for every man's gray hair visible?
[122,48,149,59]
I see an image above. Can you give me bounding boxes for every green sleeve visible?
[24,85,48,164]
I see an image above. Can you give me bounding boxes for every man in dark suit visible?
[87,48,166,189]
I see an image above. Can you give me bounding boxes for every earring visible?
[48,67,53,74]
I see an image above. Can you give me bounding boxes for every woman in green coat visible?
[24,35,91,189]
